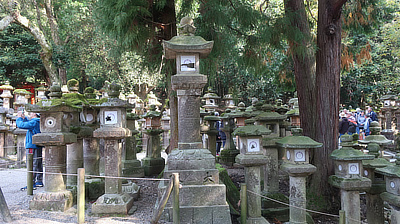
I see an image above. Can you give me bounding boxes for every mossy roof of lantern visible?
[255,111,287,121]
[127,112,140,120]
[358,135,392,145]
[363,158,391,169]
[202,92,220,99]
[380,95,397,100]
[276,135,322,148]
[142,110,162,118]
[0,83,13,90]
[376,165,400,178]
[13,89,31,95]
[163,36,214,59]
[330,148,374,161]
[233,124,271,137]
[33,93,89,110]
[204,115,221,121]
[286,107,299,116]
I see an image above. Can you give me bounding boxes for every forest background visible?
[1,0,400,213]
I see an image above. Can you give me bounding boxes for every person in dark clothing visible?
[339,113,349,137]
[17,111,43,190]
[215,112,226,156]
[367,106,378,122]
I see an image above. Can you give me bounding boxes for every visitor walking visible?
[357,111,366,135]
[215,112,226,156]
[367,106,378,122]
[339,112,349,137]
[16,111,43,190]
[364,114,372,136]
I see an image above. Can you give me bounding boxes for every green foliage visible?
[0,24,46,86]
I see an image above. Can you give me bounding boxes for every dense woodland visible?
[1,0,400,213]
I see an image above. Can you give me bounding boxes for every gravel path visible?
[0,167,169,224]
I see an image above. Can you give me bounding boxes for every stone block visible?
[164,168,219,185]
[328,175,371,191]
[85,178,104,200]
[91,193,134,214]
[167,149,216,170]
[163,205,231,224]
[142,157,165,176]
[33,132,77,145]
[93,127,131,139]
[29,190,73,212]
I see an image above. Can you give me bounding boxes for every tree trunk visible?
[162,0,178,152]
[284,0,317,139]
[310,0,346,209]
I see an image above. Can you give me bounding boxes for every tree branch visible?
[0,15,14,31]
[332,0,348,20]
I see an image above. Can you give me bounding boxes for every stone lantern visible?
[35,83,47,103]
[141,105,164,176]
[233,119,271,224]
[359,121,392,151]
[0,100,7,158]
[274,99,289,115]
[202,87,220,112]
[204,114,220,156]
[276,128,322,224]
[145,91,161,110]
[122,111,144,177]
[0,81,14,110]
[81,87,102,199]
[329,135,374,224]
[27,83,79,211]
[160,16,231,223]
[380,94,397,144]
[161,110,171,150]
[13,89,31,110]
[286,100,300,128]
[127,92,138,106]
[255,103,287,193]
[375,153,400,223]
[91,82,134,214]
[219,109,240,166]
[362,143,391,223]
[223,93,236,110]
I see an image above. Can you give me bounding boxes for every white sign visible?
[104,111,118,125]
[180,55,196,71]
[294,149,306,162]
[348,163,360,174]
[247,139,260,152]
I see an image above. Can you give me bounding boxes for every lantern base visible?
[91,193,134,214]
[29,190,73,212]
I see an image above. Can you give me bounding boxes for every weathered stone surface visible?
[236,154,268,167]
[281,163,316,176]
[91,193,134,214]
[167,149,216,170]
[164,168,219,185]
[33,132,77,145]
[340,190,361,224]
[163,205,231,224]
[328,175,371,191]
[29,190,73,212]
[142,157,165,176]
[85,178,104,200]
[93,127,131,139]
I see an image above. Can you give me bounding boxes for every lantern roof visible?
[163,36,214,59]
[233,122,271,137]
[331,134,374,161]
[276,128,322,149]
[376,154,400,178]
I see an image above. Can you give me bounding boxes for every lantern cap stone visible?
[331,134,374,161]
[358,121,391,145]
[142,106,161,118]
[233,122,271,137]
[13,89,31,95]
[276,128,322,148]
[163,36,214,59]
[380,94,397,101]
[127,112,140,120]
[255,104,287,121]
[375,153,400,177]
[204,115,221,121]
[0,81,14,90]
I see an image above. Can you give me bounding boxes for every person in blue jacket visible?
[16,111,43,190]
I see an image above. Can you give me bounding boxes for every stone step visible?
[162,204,232,224]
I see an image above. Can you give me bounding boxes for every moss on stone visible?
[13,89,31,95]
[215,163,240,215]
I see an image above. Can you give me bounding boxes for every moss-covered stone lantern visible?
[276,128,322,224]
[160,16,231,223]
[13,89,31,109]
[26,82,80,211]
[219,109,240,166]
[359,121,392,150]
[223,93,236,110]
[233,119,270,224]
[286,100,300,129]
[35,83,47,103]
[329,134,374,224]
[202,87,220,112]
[145,91,161,110]
[375,153,400,223]
[0,81,14,109]
[362,143,391,223]
[141,105,164,176]
[91,82,134,214]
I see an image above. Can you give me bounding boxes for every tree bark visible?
[310,0,346,208]
[284,0,317,139]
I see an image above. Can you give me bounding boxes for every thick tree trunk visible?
[162,0,178,152]
[284,0,317,139]
[310,0,346,209]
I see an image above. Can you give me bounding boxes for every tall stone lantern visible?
[223,93,236,110]
[0,100,7,158]
[91,82,134,214]
[160,16,231,223]
[276,128,322,224]
[329,135,374,224]
[220,109,240,166]
[13,89,31,109]
[286,100,300,129]
[233,119,271,224]
[376,153,400,223]
[27,83,79,211]
[141,105,164,176]
[35,83,48,102]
